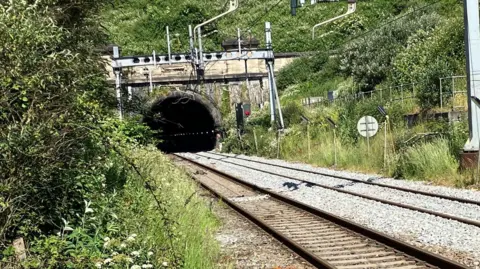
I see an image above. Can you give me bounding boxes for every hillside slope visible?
[103,0,464,106]
[102,0,432,54]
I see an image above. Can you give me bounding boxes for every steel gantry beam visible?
[111,50,272,69]
[110,22,285,130]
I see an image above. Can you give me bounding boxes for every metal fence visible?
[302,76,468,110]
[439,76,467,111]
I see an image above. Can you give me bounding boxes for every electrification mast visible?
[462,0,480,167]
[312,0,356,39]
[193,0,239,80]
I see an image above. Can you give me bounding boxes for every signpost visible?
[357,116,379,154]
[326,117,338,167]
[377,106,389,169]
[301,114,311,159]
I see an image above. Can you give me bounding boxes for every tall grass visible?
[396,139,459,182]
[279,126,386,173]
[235,125,469,186]
[122,148,220,268]
[223,96,471,187]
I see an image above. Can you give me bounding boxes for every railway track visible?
[201,152,480,206]
[195,152,480,228]
[173,154,468,269]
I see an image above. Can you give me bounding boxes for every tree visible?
[0,0,111,244]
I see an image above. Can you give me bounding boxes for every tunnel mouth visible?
[145,91,222,153]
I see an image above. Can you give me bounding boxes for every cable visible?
[334,0,442,49]
[245,0,284,32]
[299,0,355,11]
[243,0,356,34]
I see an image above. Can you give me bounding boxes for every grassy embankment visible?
[0,1,221,268]
[219,0,477,187]
[222,98,472,187]
[102,0,475,187]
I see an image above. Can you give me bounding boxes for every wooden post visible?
[277,131,281,159]
[307,123,311,160]
[253,128,259,155]
[333,128,338,167]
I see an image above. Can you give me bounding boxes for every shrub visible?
[0,0,111,245]
[11,148,220,268]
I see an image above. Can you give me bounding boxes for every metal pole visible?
[265,22,275,125]
[312,1,356,39]
[265,22,273,59]
[366,116,370,155]
[384,119,387,169]
[149,69,153,93]
[188,25,195,63]
[270,62,285,130]
[166,26,172,65]
[245,60,250,101]
[197,27,204,71]
[267,63,275,124]
[115,70,123,120]
[452,76,455,109]
[463,0,480,152]
[237,28,242,54]
[193,0,239,43]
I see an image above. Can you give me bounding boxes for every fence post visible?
[440,78,443,109]
[452,76,455,110]
[307,123,311,160]
[253,128,259,155]
[276,131,281,159]
[333,128,338,167]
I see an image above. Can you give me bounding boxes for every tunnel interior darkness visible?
[145,92,221,152]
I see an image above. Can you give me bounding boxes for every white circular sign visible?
[357,116,379,137]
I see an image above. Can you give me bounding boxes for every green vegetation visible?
[223,98,473,186]
[207,0,478,187]
[6,0,472,267]
[276,0,465,105]
[102,0,472,186]
[102,0,438,54]
[17,147,219,268]
[397,139,459,181]
[0,1,219,267]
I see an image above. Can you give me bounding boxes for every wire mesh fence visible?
[302,75,469,110]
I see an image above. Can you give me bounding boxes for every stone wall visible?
[106,55,294,108]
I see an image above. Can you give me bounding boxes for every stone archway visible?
[145,91,222,152]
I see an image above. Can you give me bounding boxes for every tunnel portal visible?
[145,91,222,152]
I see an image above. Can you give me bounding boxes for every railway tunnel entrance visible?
[145,91,222,152]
